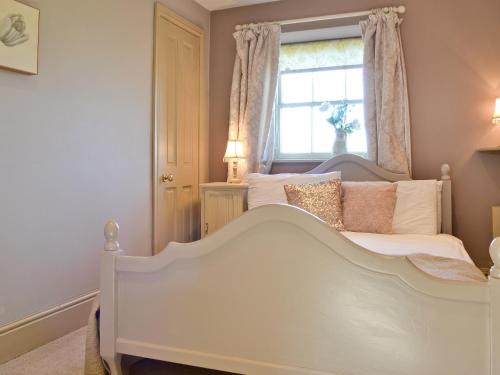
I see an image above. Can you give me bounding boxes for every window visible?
[275,37,366,161]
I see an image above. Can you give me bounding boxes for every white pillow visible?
[247,171,341,210]
[392,180,439,235]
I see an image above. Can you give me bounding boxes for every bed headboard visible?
[307,154,452,235]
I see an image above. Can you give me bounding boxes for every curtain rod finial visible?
[396,5,406,14]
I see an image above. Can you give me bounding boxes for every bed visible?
[99,155,500,375]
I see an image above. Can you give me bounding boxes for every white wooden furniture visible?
[100,155,498,375]
[100,212,500,375]
[200,182,248,238]
[303,154,452,234]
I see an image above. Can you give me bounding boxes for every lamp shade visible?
[493,98,500,125]
[223,140,244,161]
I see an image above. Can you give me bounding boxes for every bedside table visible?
[200,182,248,237]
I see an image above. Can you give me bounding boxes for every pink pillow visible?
[342,182,397,234]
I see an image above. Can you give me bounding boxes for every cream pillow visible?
[247,171,341,210]
[392,180,439,235]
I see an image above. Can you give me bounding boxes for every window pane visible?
[313,70,346,102]
[345,103,367,154]
[346,68,363,100]
[281,72,312,104]
[312,106,335,153]
[280,106,312,154]
[275,37,366,161]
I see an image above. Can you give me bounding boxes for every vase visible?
[333,131,347,155]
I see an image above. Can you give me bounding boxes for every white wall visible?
[0,0,210,327]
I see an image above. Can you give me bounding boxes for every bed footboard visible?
[100,205,500,375]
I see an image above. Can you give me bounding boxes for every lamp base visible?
[226,159,241,184]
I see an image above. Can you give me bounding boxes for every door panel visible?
[165,36,178,165]
[179,185,195,243]
[161,187,177,247]
[154,11,201,254]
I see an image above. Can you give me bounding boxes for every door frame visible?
[152,3,208,252]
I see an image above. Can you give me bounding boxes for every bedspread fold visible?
[407,253,486,282]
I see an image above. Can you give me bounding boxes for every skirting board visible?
[0,291,98,364]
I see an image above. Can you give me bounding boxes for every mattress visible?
[341,232,474,265]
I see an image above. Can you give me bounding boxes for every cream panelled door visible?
[154,5,203,254]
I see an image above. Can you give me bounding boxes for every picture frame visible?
[0,0,39,75]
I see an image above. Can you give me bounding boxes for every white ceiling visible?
[194,0,280,11]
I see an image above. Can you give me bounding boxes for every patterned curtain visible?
[279,38,363,71]
[360,10,412,175]
[227,23,281,181]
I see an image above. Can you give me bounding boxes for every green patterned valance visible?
[280,38,363,72]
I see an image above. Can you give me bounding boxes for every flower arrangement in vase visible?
[319,101,360,155]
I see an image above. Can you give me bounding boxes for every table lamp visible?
[223,140,244,184]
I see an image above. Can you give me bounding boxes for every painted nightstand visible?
[200,182,248,238]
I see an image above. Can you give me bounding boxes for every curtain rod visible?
[235,5,406,30]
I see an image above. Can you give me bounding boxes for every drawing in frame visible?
[0,0,39,75]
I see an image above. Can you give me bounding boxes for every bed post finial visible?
[101,220,122,372]
[441,164,451,180]
[490,238,500,278]
[104,220,120,252]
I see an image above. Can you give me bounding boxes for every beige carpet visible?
[0,327,87,375]
[0,327,232,375]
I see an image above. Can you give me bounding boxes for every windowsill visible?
[273,153,368,164]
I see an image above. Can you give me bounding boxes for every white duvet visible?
[341,232,474,264]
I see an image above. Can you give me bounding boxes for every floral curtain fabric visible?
[360,10,412,175]
[279,38,363,71]
[227,23,281,180]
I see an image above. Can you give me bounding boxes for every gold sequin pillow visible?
[284,180,345,231]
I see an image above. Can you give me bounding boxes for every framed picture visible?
[0,0,39,75]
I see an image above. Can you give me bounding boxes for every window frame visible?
[274,62,365,162]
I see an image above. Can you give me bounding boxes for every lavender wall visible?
[209,0,500,267]
[0,0,209,327]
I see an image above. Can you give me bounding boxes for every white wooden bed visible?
[100,155,500,375]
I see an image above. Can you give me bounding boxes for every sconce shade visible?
[493,98,500,125]
[223,140,244,161]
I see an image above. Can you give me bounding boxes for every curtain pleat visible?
[227,24,281,180]
[360,10,412,175]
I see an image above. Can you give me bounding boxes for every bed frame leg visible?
[489,238,500,375]
[103,354,123,375]
[100,221,124,375]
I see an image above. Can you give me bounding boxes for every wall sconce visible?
[493,98,500,125]
[223,140,244,184]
